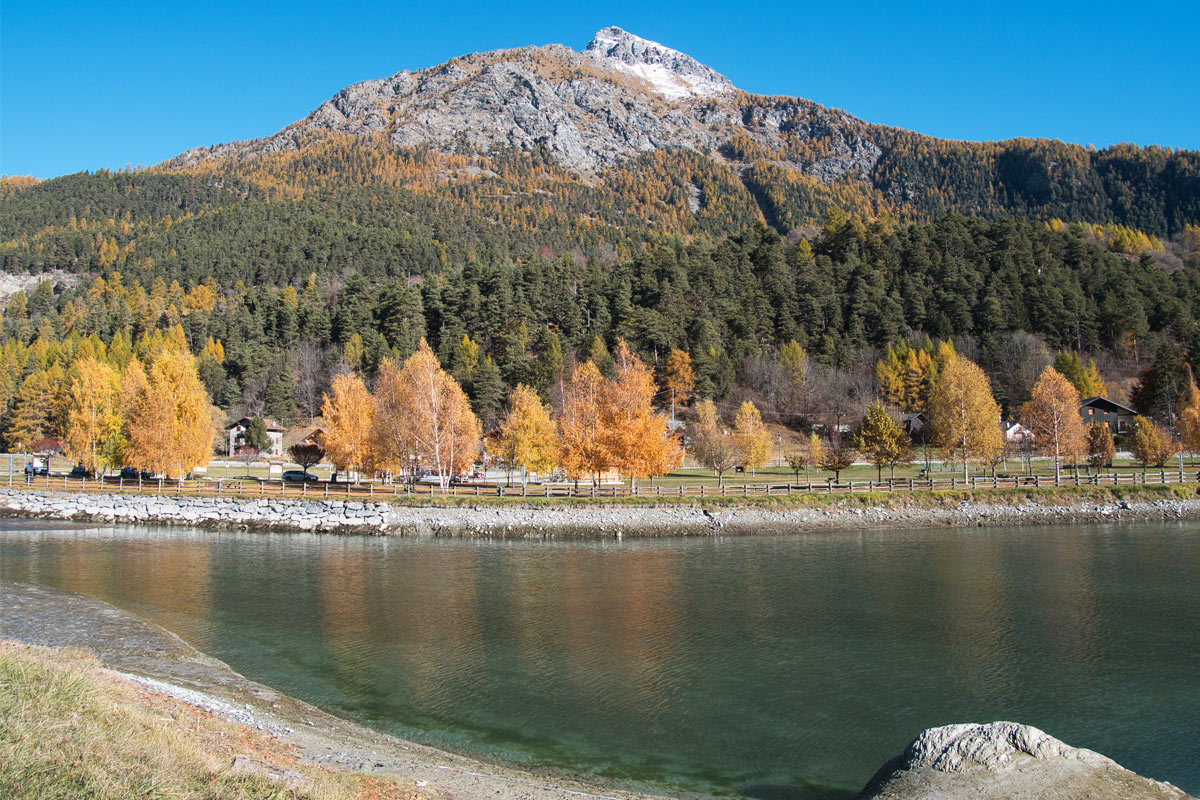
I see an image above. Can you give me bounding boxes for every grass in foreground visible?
[0,642,419,800]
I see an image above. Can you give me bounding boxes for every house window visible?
[1118,420,1128,432]
[1088,408,1094,415]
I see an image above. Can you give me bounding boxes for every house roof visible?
[226,417,286,432]
[1081,396,1137,415]
[283,423,328,450]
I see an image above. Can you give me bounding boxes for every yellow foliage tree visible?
[662,348,695,419]
[125,351,214,478]
[1130,415,1177,473]
[808,433,826,476]
[495,384,559,482]
[733,400,772,474]
[856,399,912,480]
[4,371,54,452]
[321,372,374,480]
[689,398,738,486]
[600,340,682,488]
[65,358,124,476]
[1176,378,1200,456]
[559,361,609,485]
[371,341,481,490]
[927,354,1002,479]
[1021,367,1085,480]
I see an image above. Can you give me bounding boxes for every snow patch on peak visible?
[584,26,733,101]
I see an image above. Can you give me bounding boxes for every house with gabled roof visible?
[1079,396,1137,435]
[225,417,285,457]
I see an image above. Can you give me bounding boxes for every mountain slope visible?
[154,26,1198,238]
[2,26,1198,292]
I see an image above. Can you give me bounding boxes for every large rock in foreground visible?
[858,722,1192,799]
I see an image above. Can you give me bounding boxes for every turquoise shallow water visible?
[2,521,1198,798]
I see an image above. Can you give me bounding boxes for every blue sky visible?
[3,0,1197,178]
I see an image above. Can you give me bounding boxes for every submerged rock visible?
[858,721,1192,799]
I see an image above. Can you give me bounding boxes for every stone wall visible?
[0,490,395,534]
[2,488,1199,539]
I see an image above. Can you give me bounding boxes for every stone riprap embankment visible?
[2,488,1199,537]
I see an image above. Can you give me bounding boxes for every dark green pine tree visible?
[276,302,300,350]
[332,274,373,345]
[469,355,505,432]
[375,279,425,360]
[265,359,297,425]
[243,417,270,452]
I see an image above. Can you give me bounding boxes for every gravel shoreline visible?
[0,580,671,800]
[2,487,1199,537]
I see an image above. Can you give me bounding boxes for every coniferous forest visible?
[2,135,1199,458]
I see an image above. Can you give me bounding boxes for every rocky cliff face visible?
[858,722,1193,800]
[168,27,881,180]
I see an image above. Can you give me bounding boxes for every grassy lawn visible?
[0,642,417,800]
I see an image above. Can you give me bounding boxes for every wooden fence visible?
[4,468,1197,501]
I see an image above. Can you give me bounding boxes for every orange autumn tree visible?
[559,360,609,486]
[600,340,682,489]
[372,341,481,491]
[1021,366,1085,480]
[321,372,374,480]
[661,348,695,420]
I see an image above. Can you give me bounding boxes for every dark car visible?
[24,462,48,476]
[282,470,320,483]
[119,466,155,481]
[69,464,92,479]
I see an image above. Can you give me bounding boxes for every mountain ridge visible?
[154,26,1198,238]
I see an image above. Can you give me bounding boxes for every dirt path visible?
[0,580,671,800]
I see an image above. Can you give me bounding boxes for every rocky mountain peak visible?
[166,26,876,181]
[584,26,734,100]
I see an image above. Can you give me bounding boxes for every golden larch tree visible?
[1130,415,1177,473]
[662,348,695,419]
[600,340,682,488]
[1085,422,1115,471]
[125,350,214,478]
[4,371,55,452]
[927,354,1002,479]
[495,384,559,481]
[321,371,375,480]
[559,361,610,485]
[856,399,911,480]
[733,400,772,474]
[808,433,826,476]
[1176,377,1200,456]
[1021,366,1085,480]
[65,357,125,476]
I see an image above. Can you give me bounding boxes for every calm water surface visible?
[2,521,1198,798]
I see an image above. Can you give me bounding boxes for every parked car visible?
[119,466,155,480]
[24,462,49,476]
[69,464,92,479]
[282,470,320,483]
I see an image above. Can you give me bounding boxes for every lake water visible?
[2,521,1198,798]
